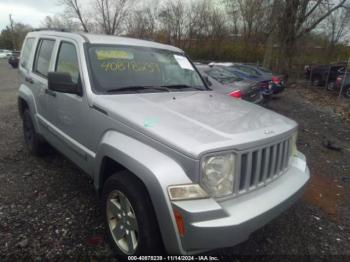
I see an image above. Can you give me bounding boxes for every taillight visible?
[272,76,280,84]
[336,76,343,86]
[229,90,241,98]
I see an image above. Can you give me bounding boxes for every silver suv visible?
[18,30,309,256]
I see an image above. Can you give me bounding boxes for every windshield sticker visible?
[144,117,160,128]
[96,50,134,60]
[101,61,161,73]
[174,55,194,71]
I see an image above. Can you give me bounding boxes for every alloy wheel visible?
[106,190,139,255]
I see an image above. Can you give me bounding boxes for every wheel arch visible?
[94,131,192,254]
[18,84,40,129]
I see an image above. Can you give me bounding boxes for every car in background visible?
[305,63,346,87]
[8,51,20,68]
[208,63,274,98]
[197,65,263,104]
[0,49,12,59]
[210,62,285,95]
[333,73,350,98]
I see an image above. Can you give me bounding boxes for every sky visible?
[0,0,159,31]
[0,0,64,30]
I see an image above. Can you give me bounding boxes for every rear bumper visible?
[171,153,309,254]
[243,92,264,104]
[271,83,285,94]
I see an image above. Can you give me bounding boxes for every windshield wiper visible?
[161,84,204,90]
[107,86,170,93]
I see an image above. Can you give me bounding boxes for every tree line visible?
[1,0,350,74]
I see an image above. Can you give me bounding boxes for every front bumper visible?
[171,153,309,254]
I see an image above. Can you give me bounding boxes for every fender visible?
[18,84,41,132]
[95,130,193,254]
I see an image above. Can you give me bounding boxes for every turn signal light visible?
[173,209,185,237]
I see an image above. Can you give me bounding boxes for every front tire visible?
[22,109,47,156]
[102,171,164,258]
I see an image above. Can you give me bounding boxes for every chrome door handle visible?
[25,77,34,84]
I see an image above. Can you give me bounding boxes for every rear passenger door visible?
[30,38,56,133]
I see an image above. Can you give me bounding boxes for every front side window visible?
[34,39,55,78]
[20,38,35,69]
[87,45,205,93]
[55,42,80,84]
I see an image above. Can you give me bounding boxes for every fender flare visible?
[18,84,41,131]
[94,130,192,254]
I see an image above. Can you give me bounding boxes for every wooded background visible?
[1,0,350,75]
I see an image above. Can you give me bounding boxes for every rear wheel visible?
[311,76,322,86]
[343,86,350,98]
[102,171,164,258]
[326,81,336,91]
[22,109,47,156]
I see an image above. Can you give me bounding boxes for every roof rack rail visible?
[32,28,71,32]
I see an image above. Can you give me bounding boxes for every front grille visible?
[233,138,291,196]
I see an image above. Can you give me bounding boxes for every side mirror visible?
[204,76,212,87]
[48,72,82,96]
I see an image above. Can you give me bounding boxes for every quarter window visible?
[55,42,80,84]
[34,39,55,77]
[20,38,35,69]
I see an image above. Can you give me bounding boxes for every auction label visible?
[128,256,219,261]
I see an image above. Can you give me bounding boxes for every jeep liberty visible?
[18,30,310,256]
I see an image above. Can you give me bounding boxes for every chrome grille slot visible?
[234,137,291,196]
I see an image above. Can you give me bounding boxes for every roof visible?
[27,30,184,53]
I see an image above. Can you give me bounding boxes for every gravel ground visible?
[0,61,349,261]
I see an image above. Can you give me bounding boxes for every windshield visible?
[205,68,242,84]
[258,67,272,73]
[224,67,255,79]
[87,45,205,93]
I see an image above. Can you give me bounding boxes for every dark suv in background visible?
[305,63,346,87]
[333,73,350,98]
[8,51,20,68]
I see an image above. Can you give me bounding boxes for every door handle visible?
[45,89,56,97]
[25,77,34,84]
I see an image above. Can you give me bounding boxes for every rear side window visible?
[34,39,55,78]
[20,38,35,69]
[55,42,80,84]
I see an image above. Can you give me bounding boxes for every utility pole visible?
[9,14,16,50]
[338,55,350,100]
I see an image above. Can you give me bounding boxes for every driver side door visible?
[46,40,93,174]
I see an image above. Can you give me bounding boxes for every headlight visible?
[168,184,209,201]
[290,132,298,158]
[201,153,235,198]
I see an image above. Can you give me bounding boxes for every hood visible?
[93,91,297,158]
